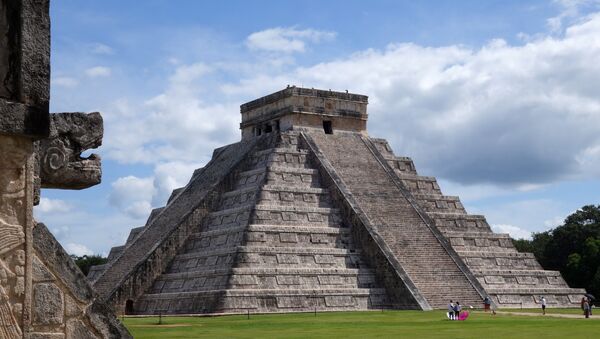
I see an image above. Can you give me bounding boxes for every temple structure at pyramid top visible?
[240,86,369,139]
[89,87,585,315]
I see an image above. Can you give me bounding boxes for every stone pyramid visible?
[89,87,584,314]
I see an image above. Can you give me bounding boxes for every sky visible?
[36,0,600,256]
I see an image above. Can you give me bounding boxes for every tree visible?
[70,254,108,276]
[512,205,600,300]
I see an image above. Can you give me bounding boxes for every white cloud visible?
[108,161,201,220]
[544,216,566,228]
[109,176,155,219]
[548,0,600,32]
[90,43,114,55]
[246,27,336,53]
[228,13,600,187]
[52,76,79,88]
[470,199,565,235]
[103,62,239,165]
[97,13,600,189]
[152,161,201,205]
[64,242,94,256]
[85,66,112,78]
[492,224,532,239]
[35,197,72,214]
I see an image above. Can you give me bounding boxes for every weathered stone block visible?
[33,283,64,325]
[26,334,65,339]
[325,296,355,307]
[66,319,99,339]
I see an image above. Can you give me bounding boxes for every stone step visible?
[248,148,312,169]
[185,224,352,253]
[247,224,349,234]
[258,185,331,208]
[458,251,543,270]
[487,287,587,295]
[145,207,165,226]
[167,186,185,204]
[472,269,563,276]
[204,205,253,230]
[235,167,267,189]
[261,185,327,195]
[158,267,377,279]
[264,166,321,187]
[139,287,388,300]
[396,174,442,195]
[135,288,391,314]
[87,264,108,282]
[253,204,341,226]
[149,268,379,294]
[473,269,571,288]
[189,225,348,241]
[386,157,417,175]
[173,245,361,260]
[220,186,260,209]
[445,232,516,252]
[106,245,125,262]
[457,251,536,258]
[444,231,510,238]
[125,226,145,244]
[432,214,491,233]
[251,147,309,158]
[412,194,466,213]
[491,289,587,307]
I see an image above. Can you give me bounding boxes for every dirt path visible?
[496,311,598,319]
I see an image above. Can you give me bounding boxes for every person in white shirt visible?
[454,301,462,320]
[447,300,455,320]
[541,296,547,315]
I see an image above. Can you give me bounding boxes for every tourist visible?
[483,296,491,312]
[583,298,590,318]
[454,301,461,320]
[540,296,547,315]
[447,300,455,320]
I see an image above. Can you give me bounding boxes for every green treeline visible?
[71,254,108,276]
[513,205,600,300]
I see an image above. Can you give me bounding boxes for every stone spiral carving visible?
[41,146,66,175]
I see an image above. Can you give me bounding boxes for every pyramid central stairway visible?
[88,87,585,314]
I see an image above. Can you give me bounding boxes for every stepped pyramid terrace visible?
[88,87,585,314]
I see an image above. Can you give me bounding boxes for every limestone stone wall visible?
[0,135,33,338]
[1,1,131,337]
[370,137,586,308]
[240,87,368,139]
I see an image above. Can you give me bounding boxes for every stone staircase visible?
[90,131,585,313]
[132,133,389,314]
[307,132,483,308]
[370,138,585,308]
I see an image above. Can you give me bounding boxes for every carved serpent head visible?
[36,112,103,190]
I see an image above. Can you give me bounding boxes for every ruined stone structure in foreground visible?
[91,87,585,314]
[1,1,130,337]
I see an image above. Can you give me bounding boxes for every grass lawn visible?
[502,307,589,315]
[123,310,598,338]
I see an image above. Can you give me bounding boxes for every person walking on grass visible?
[540,296,547,315]
[483,296,491,312]
[584,298,590,318]
[454,301,461,320]
[447,300,455,320]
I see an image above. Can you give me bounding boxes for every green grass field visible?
[503,307,589,315]
[123,310,598,338]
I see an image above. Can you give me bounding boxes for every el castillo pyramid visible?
[88,87,584,314]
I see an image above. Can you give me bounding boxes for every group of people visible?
[581,297,593,318]
[447,300,463,320]
[540,295,594,318]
